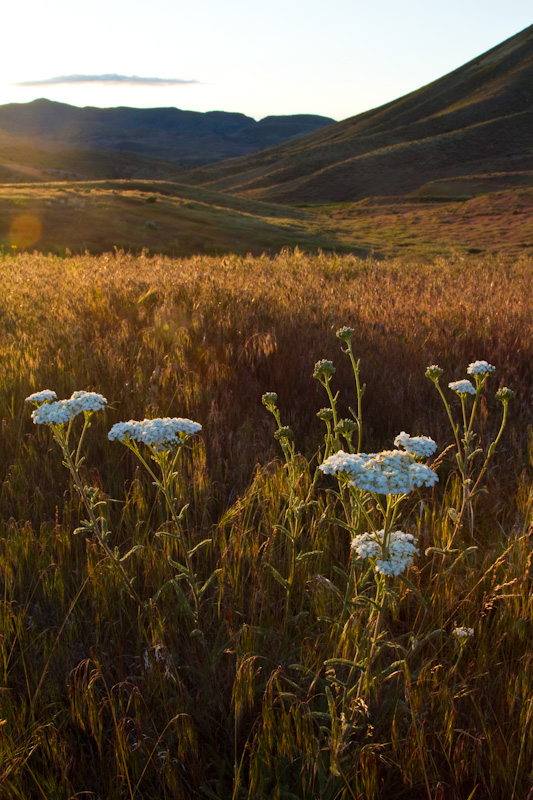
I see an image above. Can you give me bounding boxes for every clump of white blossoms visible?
[68,390,107,414]
[25,389,57,404]
[28,390,107,425]
[351,529,418,576]
[394,431,437,458]
[467,361,496,377]
[452,626,474,640]
[448,379,476,396]
[108,417,202,451]
[319,449,438,495]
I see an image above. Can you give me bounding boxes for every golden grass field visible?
[0,248,532,798]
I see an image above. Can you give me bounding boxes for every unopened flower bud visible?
[313,359,336,380]
[425,365,443,381]
[496,386,514,403]
[274,426,294,441]
[336,326,354,342]
[262,392,278,409]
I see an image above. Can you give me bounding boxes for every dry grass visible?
[1,180,531,260]
[0,249,531,798]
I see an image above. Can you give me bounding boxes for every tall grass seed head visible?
[467,360,496,377]
[25,389,57,404]
[394,431,437,458]
[448,379,476,396]
[313,359,336,381]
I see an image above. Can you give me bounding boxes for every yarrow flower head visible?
[68,390,107,413]
[467,360,495,377]
[30,390,107,425]
[319,449,438,495]
[31,399,79,425]
[394,431,437,459]
[108,417,201,451]
[25,389,57,404]
[452,626,474,640]
[448,379,476,396]
[351,529,418,576]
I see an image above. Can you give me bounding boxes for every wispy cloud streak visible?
[14,74,199,87]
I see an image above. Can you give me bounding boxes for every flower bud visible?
[496,386,514,403]
[274,426,294,441]
[262,392,278,409]
[336,326,354,342]
[313,359,336,380]
[425,365,443,381]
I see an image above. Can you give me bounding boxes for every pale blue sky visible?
[2,0,531,121]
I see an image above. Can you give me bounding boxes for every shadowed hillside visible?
[0,100,335,178]
[180,25,533,202]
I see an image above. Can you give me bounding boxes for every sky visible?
[1,0,531,122]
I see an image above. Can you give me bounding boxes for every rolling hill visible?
[179,24,533,203]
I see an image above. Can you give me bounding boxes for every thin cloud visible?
[14,74,199,87]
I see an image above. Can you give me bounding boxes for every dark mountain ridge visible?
[0,99,335,171]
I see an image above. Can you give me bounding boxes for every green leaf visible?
[295,550,323,565]
[322,516,355,533]
[263,563,289,591]
[188,538,212,558]
[198,569,222,598]
[119,545,145,563]
[324,658,363,670]
[169,579,197,623]
[397,574,428,609]
[447,507,459,524]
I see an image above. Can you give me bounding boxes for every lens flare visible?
[10,215,42,248]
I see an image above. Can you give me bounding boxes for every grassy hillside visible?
[0,179,531,258]
[180,25,533,203]
[0,249,531,798]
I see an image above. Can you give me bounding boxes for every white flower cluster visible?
[25,389,57,404]
[467,360,495,377]
[319,449,438,495]
[448,379,476,396]
[452,626,474,640]
[394,431,437,458]
[351,529,418,576]
[108,417,202,451]
[30,390,107,425]
[69,390,107,413]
